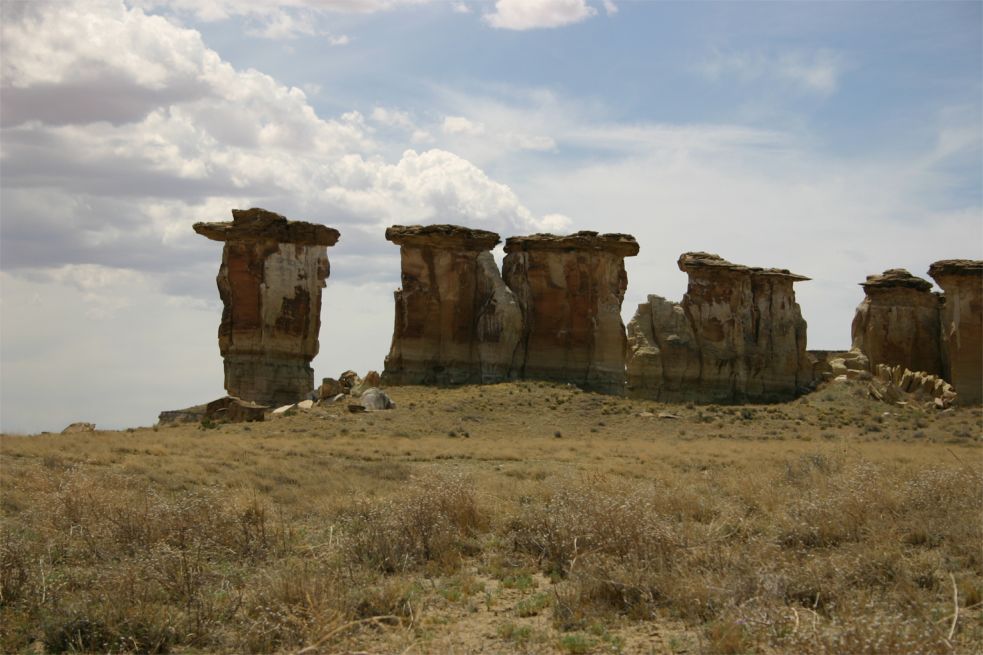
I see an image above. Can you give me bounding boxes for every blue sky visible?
[1,0,980,432]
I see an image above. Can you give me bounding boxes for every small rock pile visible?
[867,363,957,409]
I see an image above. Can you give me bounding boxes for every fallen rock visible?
[318,377,342,399]
[351,371,383,397]
[929,259,983,404]
[194,208,339,407]
[158,404,207,425]
[867,363,957,409]
[627,252,812,403]
[205,396,268,422]
[382,225,523,386]
[503,231,639,393]
[61,422,95,434]
[296,399,314,410]
[339,370,361,393]
[317,393,345,406]
[851,269,943,376]
[360,387,395,410]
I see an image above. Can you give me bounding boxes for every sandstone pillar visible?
[850,269,942,376]
[194,208,339,406]
[626,252,811,403]
[929,259,983,404]
[502,232,639,393]
[382,225,522,385]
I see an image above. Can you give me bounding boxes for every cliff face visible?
[382,225,522,385]
[850,269,943,376]
[502,232,639,394]
[929,259,983,404]
[626,252,811,403]
[194,208,339,406]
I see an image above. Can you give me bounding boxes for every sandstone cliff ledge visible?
[382,225,522,385]
[502,231,639,394]
[851,269,943,376]
[626,252,812,403]
[194,208,339,406]
[929,259,983,404]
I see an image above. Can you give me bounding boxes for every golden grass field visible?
[1,380,981,654]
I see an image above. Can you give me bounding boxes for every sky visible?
[1,0,981,433]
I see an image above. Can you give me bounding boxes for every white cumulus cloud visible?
[484,0,597,30]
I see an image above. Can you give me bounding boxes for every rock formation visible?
[194,208,339,407]
[382,225,522,385]
[850,269,943,376]
[626,252,812,403]
[929,259,983,404]
[502,232,639,393]
[867,363,957,409]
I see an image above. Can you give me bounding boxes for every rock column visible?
[382,225,522,385]
[929,259,983,404]
[850,269,943,376]
[502,232,639,393]
[626,252,811,403]
[194,208,339,406]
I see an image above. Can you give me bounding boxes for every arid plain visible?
[2,379,981,654]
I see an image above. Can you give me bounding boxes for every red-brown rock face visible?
[850,269,943,376]
[502,232,639,393]
[194,208,339,406]
[626,252,812,403]
[929,259,983,404]
[382,225,522,385]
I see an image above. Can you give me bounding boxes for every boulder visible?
[158,404,207,425]
[626,252,812,403]
[502,231,639,393]
[338,370,361,393]
[61,422,95,434]
[868,363,957,409]
[360,387,395,410]
[351,370,382,397]
[382,225,523,386]
[318,377,342,399]
[851,269,943,376]
[193,208,339,407]
[205,396,268,422]
[929,259,983,404]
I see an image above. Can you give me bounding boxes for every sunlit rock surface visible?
[851,269,943,376]
[627,252,812,403]
[502,231,639,394]
[929,259,983,404]
[194,208,339,407]
[382,225,522,385]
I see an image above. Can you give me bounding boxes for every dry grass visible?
[1,380,981,653]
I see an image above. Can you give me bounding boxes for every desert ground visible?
[1,380,981,654]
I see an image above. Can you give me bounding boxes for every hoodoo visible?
[194,208,339,407]
[850,269,943,376]
[627,252,812,403]
[382,225,522,385]
[929,259,983,404]
[502,231,639,393]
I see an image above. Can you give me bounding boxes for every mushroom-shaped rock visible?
[502,231,639,393]
[626,252,812,403]
[194,208,339,407]
[382,225,523,385]
[929,259,983,404]
[850,269,943,376]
